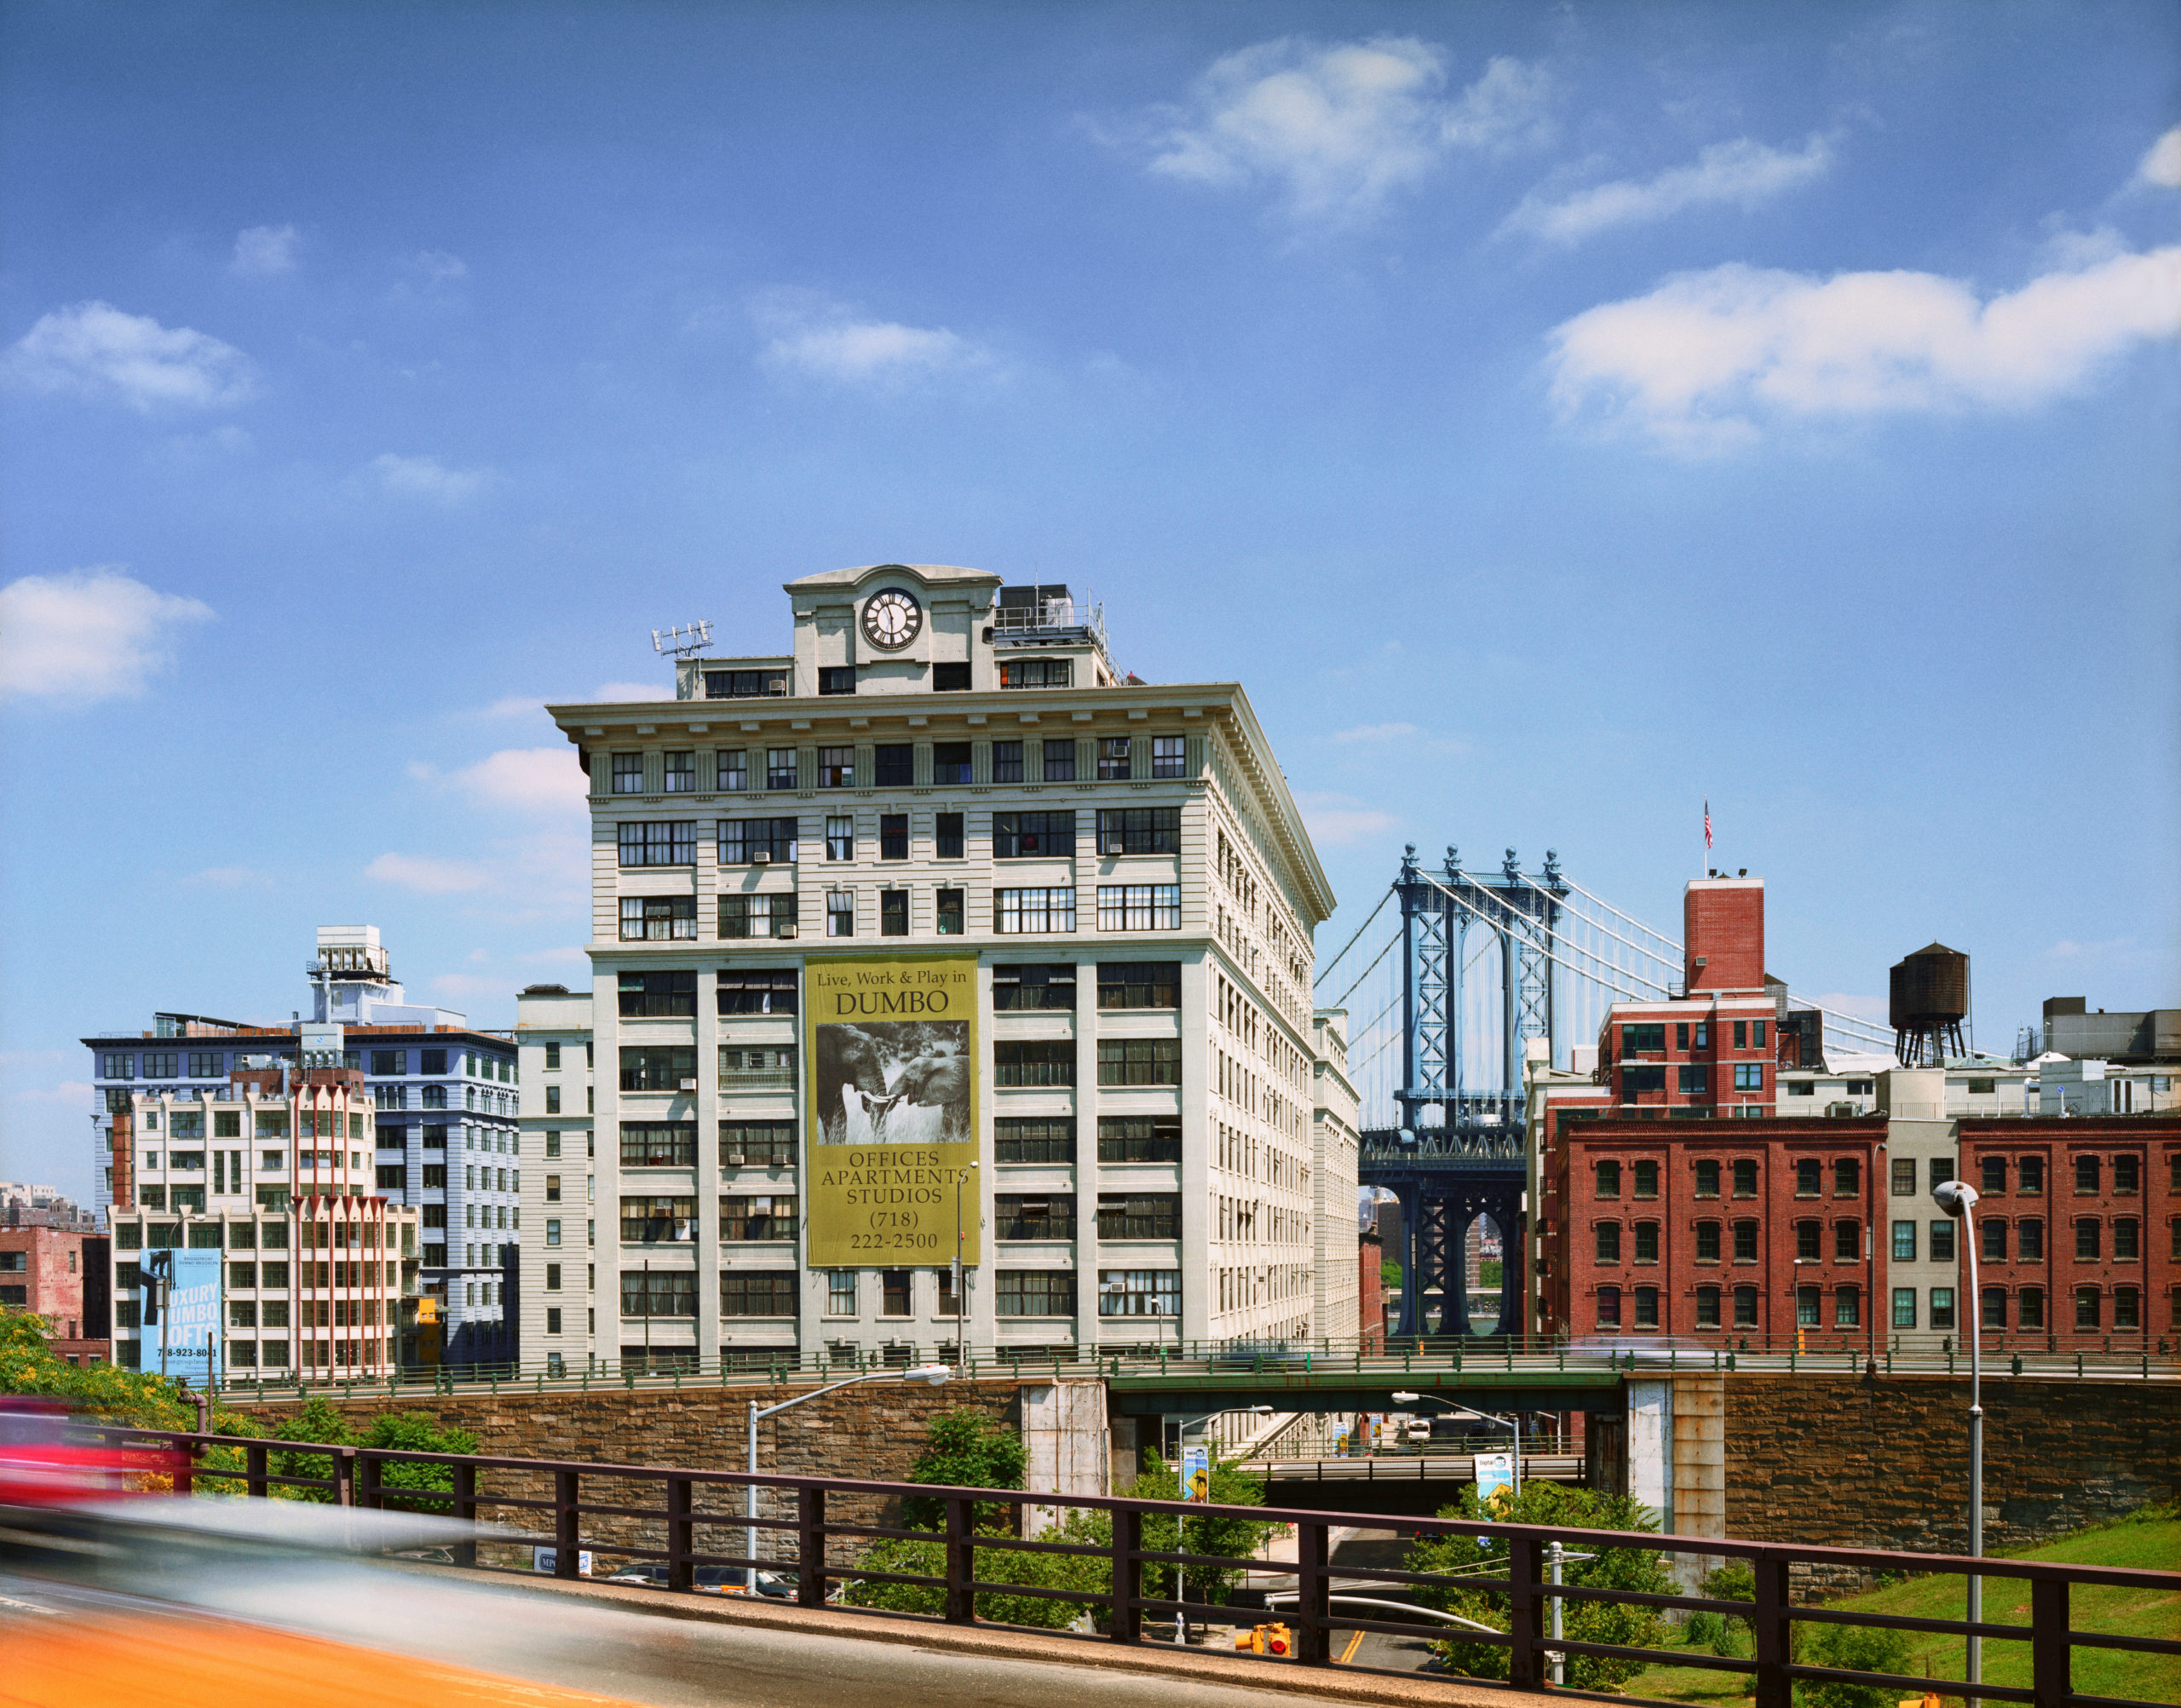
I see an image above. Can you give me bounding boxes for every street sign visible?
[1180,1442,1211,1503]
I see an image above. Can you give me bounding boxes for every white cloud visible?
[365,852,492,894]
[427,746,587,814]
[0,568,214,704]
[478,694,545,720]
[4,301,256,411]
[2138,125,2181,189]
[1504,133,1833,244]
[753,293,996,385]
[231,224,300,276]
[1296,790,1398,847]
[1547,246,2181,451]
[415,250,468,282]
[1143,37,1552,221]
[367,451,491,502]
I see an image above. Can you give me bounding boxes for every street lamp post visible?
[1934,1177,1983,1690]
[1394,1391,1522,1496]
[955,1159,978,1379]
[745,1363,952,1590]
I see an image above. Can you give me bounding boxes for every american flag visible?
[1704,798,1712,850]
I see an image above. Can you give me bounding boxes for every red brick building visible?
[1539,1113,2179,1349]
[1543,1115,1886,1348]
[1953,1119,2179,1348]
[1600,877,1781,1119]
[1358,1222,1384,1351]
[0,1223,111,1363]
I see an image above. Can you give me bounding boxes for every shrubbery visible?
[1405,1480,1674,1691]
[842,1409,1275,1631]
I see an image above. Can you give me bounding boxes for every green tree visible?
[1124,1451,1278,1611]
[843,1508,1112,1630]
[899,1406,1027,1532]
[1405,1480,1674,1691]
[0,1303,194,1428]
[1799,1620,1913,1708]
[1381,1260,1404,1288]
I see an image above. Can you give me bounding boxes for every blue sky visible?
[3,2,2177,1197]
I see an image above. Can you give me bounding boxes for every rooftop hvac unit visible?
[679,1078,698,1092]
[752,851,771,864]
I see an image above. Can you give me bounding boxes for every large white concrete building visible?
[520,563,1353,1371]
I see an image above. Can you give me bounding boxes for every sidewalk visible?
[393,1561,1558,1708]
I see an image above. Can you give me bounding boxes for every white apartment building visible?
[1310,1008,1361,1341]
[1774,1051,2036,1119]
[525,563,1349,1371]
[515,983,599,1372]
[105,1055,423,1377]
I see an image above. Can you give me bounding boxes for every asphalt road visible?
[3,1566,1447,1708]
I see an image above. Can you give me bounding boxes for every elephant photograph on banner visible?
[813,1018,970,1147]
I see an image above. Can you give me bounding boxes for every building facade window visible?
[611,752,644,794]
[1733,1159,1758,1197]
[661,751,695,792]
[992,963,1076,1010]
[1892,1288,1917,1328]
[1097,1116,1180,1163]
[1096,808,1181,855]
[1097,1038,1179,1086]
[716,969,797,1014]
[994,1040,1075,1087]
[994,810,1075,858]
[880,889,909,935]
[1150,735,1186,779]
[817,746,855,788]
[1733,1221,1758,1261]
[1099,1269,1179,1316]
[1098,962,1180,1009]
[932,743,971,785]
[619,897,697,941]
[826,891,855,937]
[720,1196,796,1240]
[1041,739,1076,781]
[1595,1160,1620,1199]
[717,893,789,939]
[995,887,1075,933]
[716,750,747,791]
[991,740,1024,783]
[874,744,913,787]
[621,1269,697,1317]
[722,1274,797,1317]
[1595,1222,1620,1262]
[1098,884,1181,930]
[996,1269,1075,1317]
[619,971,697,1017]
[619,1048,695,1093]
[1096,738,1132,780]
[617,821,695,867]
[935,888,964,935]
[826,815,855,860]
[880,814,908,860]
[994,1117,1075,1164]
[1596,1285,1620,1327]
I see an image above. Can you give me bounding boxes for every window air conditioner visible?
[753,851,771,864]
[679,1078,699,1092]
[1105,839,1125,855]
[777,923,797,939]
[726,1153,745,1166]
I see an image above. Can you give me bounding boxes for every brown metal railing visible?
[91,1423,2180,1708]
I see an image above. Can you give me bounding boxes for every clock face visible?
[860,589,923,651]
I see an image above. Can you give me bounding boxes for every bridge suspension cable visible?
[1314,887,1393,983]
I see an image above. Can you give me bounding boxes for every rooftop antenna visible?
[651,619,713,659]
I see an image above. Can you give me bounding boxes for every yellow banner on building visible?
[804,955,980,1268]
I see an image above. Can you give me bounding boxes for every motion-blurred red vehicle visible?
[0,1395,190,1505]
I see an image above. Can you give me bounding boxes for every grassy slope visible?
[1620,1514,2179,1707]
